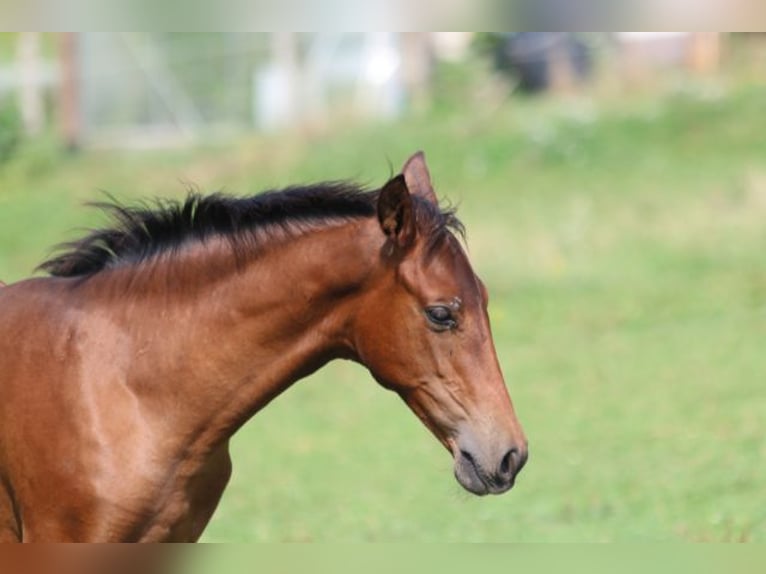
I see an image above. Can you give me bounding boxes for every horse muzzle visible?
[453,442,528,496]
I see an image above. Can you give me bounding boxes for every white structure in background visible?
[17,33,45,135]
[254,33,403,132]
[359,33,402,117]
[431,33,473,62]
[0,33,57,136]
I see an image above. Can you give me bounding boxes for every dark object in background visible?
[492,33,592,93]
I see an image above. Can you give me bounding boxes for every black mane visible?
[39,182,463,278]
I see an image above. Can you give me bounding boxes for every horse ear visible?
[402,151,438,205]
[377,174,416,249]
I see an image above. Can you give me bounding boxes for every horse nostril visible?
[500,447,526,476]
[500,448,516,476]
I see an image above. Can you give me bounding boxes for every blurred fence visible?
[0,32,436,149]
[76,32,426,147]
[0,32,751,152]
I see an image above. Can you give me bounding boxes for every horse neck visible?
[89,217,381,450]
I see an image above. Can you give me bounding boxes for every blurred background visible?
[0,32,764,542]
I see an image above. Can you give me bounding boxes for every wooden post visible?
[548,36,575,94]
[620,37,650,90]
[687,33,721,74]
[58,32,81,151]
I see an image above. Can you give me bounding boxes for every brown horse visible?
[0,152,527,542]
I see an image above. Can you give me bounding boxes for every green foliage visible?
[1,77,765,541]
[0,103,22,165]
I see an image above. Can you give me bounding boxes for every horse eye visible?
[425,305,456,330]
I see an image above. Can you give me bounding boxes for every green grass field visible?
[1,74,765,541]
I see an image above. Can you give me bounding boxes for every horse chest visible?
[136,442,233,542]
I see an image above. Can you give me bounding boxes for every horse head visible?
[354,152,528,495]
